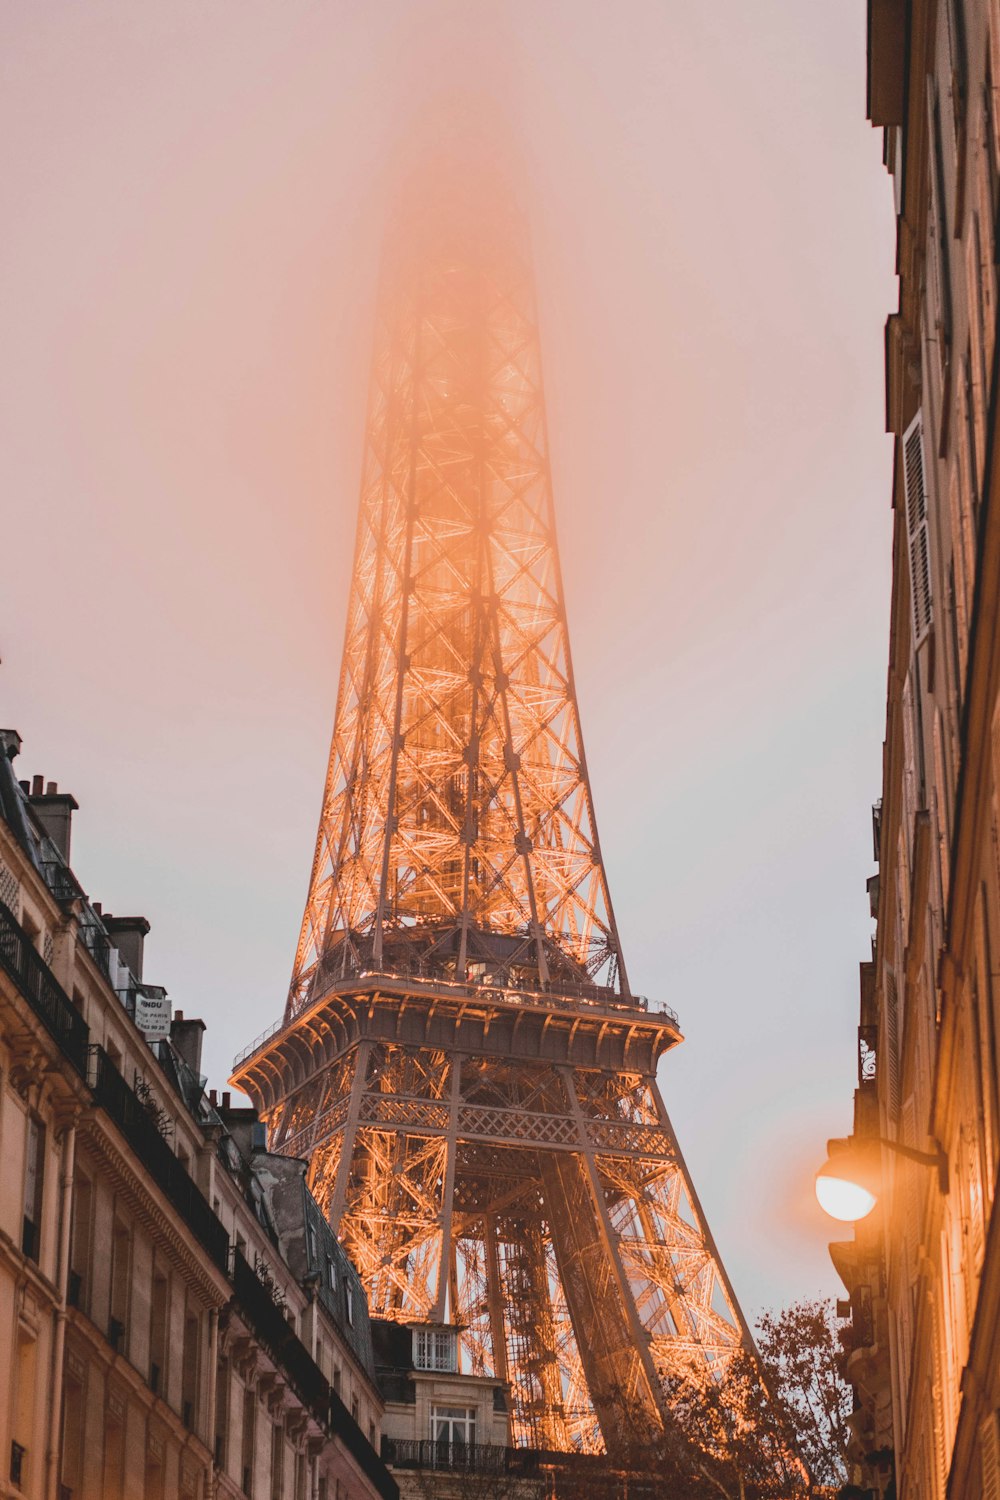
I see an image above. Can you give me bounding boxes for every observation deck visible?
[231,969,682,1115]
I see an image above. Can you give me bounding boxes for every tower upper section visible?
[287,172,629,1017]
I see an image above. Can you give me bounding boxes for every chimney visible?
[103,916,150,981]
[170,1009,206,1076]
[27,779,79,863]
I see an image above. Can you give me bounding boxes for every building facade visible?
[835,3,1000,1497]
[0,731,396,1500]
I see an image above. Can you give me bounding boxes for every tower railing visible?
[233,962,678,1072]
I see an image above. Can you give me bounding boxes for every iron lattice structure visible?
[234,175,752,1454]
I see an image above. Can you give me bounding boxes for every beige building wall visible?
[839,3,1000,1497]
[0,746,396,1500]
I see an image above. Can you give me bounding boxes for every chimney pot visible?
[18,781,28,794]
[102,916,150,981]
[170,1013,206,1077]
[27,785,80,862]
[93,901,102,916]
[209,1088,218,1107]
[222,1092,231,1111]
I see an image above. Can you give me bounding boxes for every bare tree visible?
[549,1298,850,1499]
[754,1298,851,1489]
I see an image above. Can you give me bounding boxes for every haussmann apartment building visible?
[0,732,397,1500]
[833,2,1000,1499]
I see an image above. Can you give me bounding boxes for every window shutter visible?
[981,1411,1000,1500]
[903,412,934,643]
[885,970,902,1123]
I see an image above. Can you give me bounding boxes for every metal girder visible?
[235,174,753,1458]
[281,1040,747,1451]
[286,179,628,1015]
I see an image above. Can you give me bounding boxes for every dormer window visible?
[414,1327,458,1372]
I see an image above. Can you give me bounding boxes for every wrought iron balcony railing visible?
[0,895,89,1075]
[231,1251,398,1500]
[381,1438,542,1475]
[89,1047,229,1272]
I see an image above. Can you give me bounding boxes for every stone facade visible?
[0,733,396,1500]
[836,3,1000,1497]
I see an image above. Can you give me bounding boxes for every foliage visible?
[558,1298,850,1500]
[754,1298,851,1488]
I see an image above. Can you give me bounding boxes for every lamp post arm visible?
[879,1137,949,1194]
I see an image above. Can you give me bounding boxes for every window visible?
[109,1219,131,1352]
[21,909,41,953]
[215,1359,229,1468]
[60,1369,84,1496]
[270,1423,284,1500]
[181,1308,199,1429]
[103,1393,125,1498]
[325,1255,336,1293]
[70,1174,93,1310]
[12,1330,36,1489]
[150,1267,168,1395]
[144,1439,165,1500]
[980,1410,1000,1500]
[22,1116,45,1261]
[242,1386,256,1498]
[344,1282,354,1326]
[414,1327,457,1372]
[430,1406,476,1464]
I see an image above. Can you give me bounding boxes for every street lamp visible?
[815,1136,948,1222]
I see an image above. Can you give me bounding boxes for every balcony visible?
[231,1251,398,1500]
[0,895,89,1075]
[382,1438,541,1475]
[89,1047,229,1272]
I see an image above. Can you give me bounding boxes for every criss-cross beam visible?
[234,166,758,1459]
[285,175,627,1012]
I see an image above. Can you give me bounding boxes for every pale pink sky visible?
[0,1,896,1316]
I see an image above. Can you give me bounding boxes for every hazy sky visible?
[1,1,896,1318]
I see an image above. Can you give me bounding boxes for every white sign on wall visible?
[135,987,171,1040]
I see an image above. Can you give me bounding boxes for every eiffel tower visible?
[232,163,752,1454]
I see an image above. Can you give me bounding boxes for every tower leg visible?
[540,1152,664,1451]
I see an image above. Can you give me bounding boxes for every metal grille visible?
[0,861,19,920]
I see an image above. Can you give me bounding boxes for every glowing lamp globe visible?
[815,1160,877,1222]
